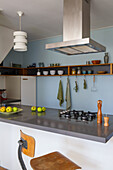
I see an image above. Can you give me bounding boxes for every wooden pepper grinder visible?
[97,100,102,124]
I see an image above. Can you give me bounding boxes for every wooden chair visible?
[18,130,81,170]
[0,167,7,170]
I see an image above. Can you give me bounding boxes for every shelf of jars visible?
[28,63,112,76]
[0,63,112,76]
[68,63,112,76]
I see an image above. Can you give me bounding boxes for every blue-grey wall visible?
[22,27,113,114]
[5,27,113,114]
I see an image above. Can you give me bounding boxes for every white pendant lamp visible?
[13,11,27,51]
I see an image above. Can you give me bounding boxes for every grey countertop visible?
[0,105,113,143]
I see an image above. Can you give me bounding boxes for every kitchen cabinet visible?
[6,76,21,101]
[21,76,36,106]
[4,76,36,106]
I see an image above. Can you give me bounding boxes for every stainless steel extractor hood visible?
[45,0,106,55]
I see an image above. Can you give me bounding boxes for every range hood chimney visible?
[45,0,106,55]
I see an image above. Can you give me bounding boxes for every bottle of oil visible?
[72,68,76,75]
[97,100,102,124]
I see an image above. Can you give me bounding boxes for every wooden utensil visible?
[104,116,109,126]
[97,100,102,124]
[91,75,97,92]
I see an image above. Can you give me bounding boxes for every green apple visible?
[13,107,18,112]
[6,106,12,112]
[31,106,37,112]
[37,107,42,112]
[42,107,46,112]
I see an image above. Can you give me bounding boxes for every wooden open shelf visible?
[33,63,113,77]
[70,73,111,76]
[0,63,113,76]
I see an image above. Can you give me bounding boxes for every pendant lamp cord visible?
[19,15,21,31]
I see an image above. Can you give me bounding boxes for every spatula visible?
[91,75,97,92]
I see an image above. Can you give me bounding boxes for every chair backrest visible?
[20,130,35,157]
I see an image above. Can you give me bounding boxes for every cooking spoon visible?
[91,75,97,92]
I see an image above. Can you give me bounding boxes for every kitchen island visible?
[0,105,113,170]
[0,105,113,143]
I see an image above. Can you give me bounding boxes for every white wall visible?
[0,122,113,170]
[0,26,14,64]
[0,76,6,89]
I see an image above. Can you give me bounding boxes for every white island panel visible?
[0,121,113,170]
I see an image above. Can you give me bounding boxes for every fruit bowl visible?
[0,108,23,115]
[97,71,107,74]
[92,60,101,64]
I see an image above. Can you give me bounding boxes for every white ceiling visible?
[0,0,113,41]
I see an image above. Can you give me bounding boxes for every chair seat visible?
[30,151,81,170]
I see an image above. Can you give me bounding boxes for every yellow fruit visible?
[13,107,18,112]
[0,106,6,112]
[42,107,46,112]
[6,106,12,112]
[31,106,36,111]
[37,107,42,112]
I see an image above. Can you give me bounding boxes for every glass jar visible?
[77,67,81,74]
[72,68,76,75]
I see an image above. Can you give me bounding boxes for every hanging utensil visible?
[83,75,87,89]
[91,75,97,92]
[73,76,78,92]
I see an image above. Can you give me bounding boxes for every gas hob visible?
[59,110,97,122]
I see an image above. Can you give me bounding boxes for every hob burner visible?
[59,110,97,122]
